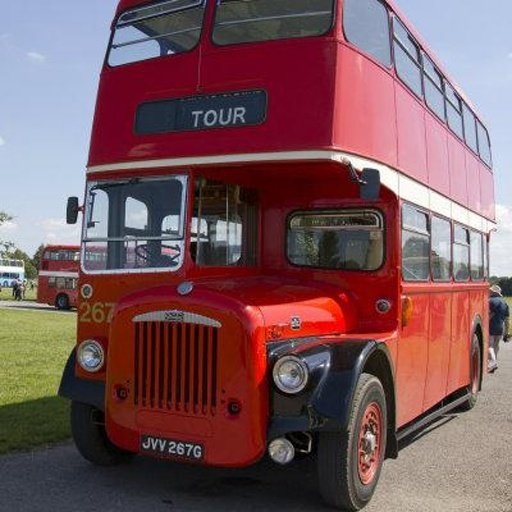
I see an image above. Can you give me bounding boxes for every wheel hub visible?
[357,402,383,485]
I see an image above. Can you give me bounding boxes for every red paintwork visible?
[37,245,79,308]
[72,0,494,466]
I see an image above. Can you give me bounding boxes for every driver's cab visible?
[81,173,258,274]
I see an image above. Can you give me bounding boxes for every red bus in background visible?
[38,245,80,310]
[60,1,496,510]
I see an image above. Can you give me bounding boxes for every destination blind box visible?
[135,90,268,135]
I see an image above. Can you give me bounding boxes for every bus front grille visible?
[134,322,218,415]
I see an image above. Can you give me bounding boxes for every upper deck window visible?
[287,210,384,271]
[108,0,206,67]
[83,176,187,273]
[343,0,391,67]
[393,18,422,98]
[423,54,445,121]
[213,0,335,46]
[477,121,492,167]
[462,103,478,153]
[445,82,464,139]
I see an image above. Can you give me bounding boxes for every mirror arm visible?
[341,157,367,186]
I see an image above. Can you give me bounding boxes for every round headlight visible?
[273,356,309,394]
[77,340,105,373]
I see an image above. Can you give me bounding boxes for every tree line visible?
[1,211,45,280]
[490,277,512,297]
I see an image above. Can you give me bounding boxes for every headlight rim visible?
[77,339,105,373]
[272,355,309,394]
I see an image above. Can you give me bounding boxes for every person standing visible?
[488,285,510,373]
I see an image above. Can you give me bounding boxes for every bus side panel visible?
[465,153,481,214]
[395,85,428,184]
[423,291,451,410]
[479,165,496,221]
[396,291,429,427]
[334,45,398,169]
[425,112,450,197]
[446,290,471,395]
[447,136,468,209]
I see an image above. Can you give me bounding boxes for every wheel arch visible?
[361,346,397,459]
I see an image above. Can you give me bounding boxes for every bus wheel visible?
[317,374,387,511]
[55,294,70,310]
[71,401,134,466]
[459,333,481,411]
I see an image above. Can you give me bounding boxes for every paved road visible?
[1,344,511,512]
[0,300,75,314]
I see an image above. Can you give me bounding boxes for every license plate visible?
[140,435,204,461]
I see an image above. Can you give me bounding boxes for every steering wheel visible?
[135,243,181,267]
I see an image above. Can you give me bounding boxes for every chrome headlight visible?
[272,356,309,394]
[77,340,105,373]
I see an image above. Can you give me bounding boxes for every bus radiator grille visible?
[134,321,218,415]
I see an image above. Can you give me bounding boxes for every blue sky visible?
[0,0,511,274]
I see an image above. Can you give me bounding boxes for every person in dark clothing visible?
[488,285,510,372]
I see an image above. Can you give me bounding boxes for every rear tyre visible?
[459,333,481,411]
[55,294,70,310]
[317,374,387,511]
[71,401,134,466]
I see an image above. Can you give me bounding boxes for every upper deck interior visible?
[88,0,495,222]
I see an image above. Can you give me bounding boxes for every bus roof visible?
[112,0,483,121]
[43,245,80,250]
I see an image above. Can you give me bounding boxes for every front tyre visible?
[71,401,134,466]
[317,374,387,511]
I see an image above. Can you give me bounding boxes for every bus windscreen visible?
[108,0,206,67]
[213,0,335,46]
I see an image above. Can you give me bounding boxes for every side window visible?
[423,54,445,120]
[48,277,56,288]
[477,121,492,167]
[393,18,422,98]
[470,231,484,281]
[462,103,478,153]
[191,179,258,267]
[453,225,470,282]
[402,205,430,281]
[287,211,384,271]
[431,216,451,281]
[343,0,391,67]
[445,82,464,139]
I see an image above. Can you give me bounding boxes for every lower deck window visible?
[287,211,384,271]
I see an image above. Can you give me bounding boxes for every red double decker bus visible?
[38,245,80,310]
[60,1,496,509]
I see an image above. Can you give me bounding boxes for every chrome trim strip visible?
[133,310,222,328]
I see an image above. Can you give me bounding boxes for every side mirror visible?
[66,197,80,225]
[360,168,381,201]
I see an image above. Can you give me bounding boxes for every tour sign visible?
[135,90,267,135]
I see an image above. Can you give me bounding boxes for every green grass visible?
[0,308,76,454]
[0,286,37,302]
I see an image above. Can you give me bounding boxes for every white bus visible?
[0,259,25,287]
